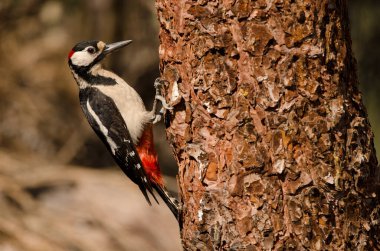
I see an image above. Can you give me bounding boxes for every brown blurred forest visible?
[0,0,378,250]
[0,0,180,250]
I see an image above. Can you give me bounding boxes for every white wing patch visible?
[86,99,118,154]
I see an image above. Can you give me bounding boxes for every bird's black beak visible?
[103,40,132,55]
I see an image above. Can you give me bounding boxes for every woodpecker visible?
[67,40,178,219]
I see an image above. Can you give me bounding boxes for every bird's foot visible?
[154,78,164,89]
[151,110,163,124]
[150,78,173,124]
[154,94,173,111]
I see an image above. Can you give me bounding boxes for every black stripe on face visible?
[83,72,117,85]
[69,40,116,85]
[71,65,117,86]
[72,40,100,52]
[68,40,105,69]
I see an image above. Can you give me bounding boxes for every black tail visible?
[152,183,179,221]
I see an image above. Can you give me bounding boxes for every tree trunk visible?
[156,0,380,249]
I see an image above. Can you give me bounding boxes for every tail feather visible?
[137,179,159,206]
[136,124,179,220]
[152,182,179,219]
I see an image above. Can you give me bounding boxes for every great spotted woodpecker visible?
[67,40,178,219]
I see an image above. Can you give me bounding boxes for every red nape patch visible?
[68,49,75,59]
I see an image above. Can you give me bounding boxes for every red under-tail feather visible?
[136,124,179,219]
[135,124,163,186]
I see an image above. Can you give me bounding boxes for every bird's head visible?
[68,40,132,70]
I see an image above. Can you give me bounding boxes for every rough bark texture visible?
[156,0,380,249]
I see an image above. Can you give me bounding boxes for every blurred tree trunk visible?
[156,0,380,249]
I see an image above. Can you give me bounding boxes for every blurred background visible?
[0,0,181,250]
[0,0,378,250]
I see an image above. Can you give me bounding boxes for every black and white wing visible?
[79,87,158,204]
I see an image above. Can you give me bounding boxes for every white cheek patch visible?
[70,51,99,67]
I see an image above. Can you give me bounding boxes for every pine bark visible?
[156,0,380,249]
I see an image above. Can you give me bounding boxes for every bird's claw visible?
[154,78,165,89]
[155,95,173,110]
[150,78,172,124]
[154,78,172,109]
[151,114,162,124]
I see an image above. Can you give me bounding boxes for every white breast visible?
[92,68,151,143]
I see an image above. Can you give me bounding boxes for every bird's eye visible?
[87,47,95,54]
